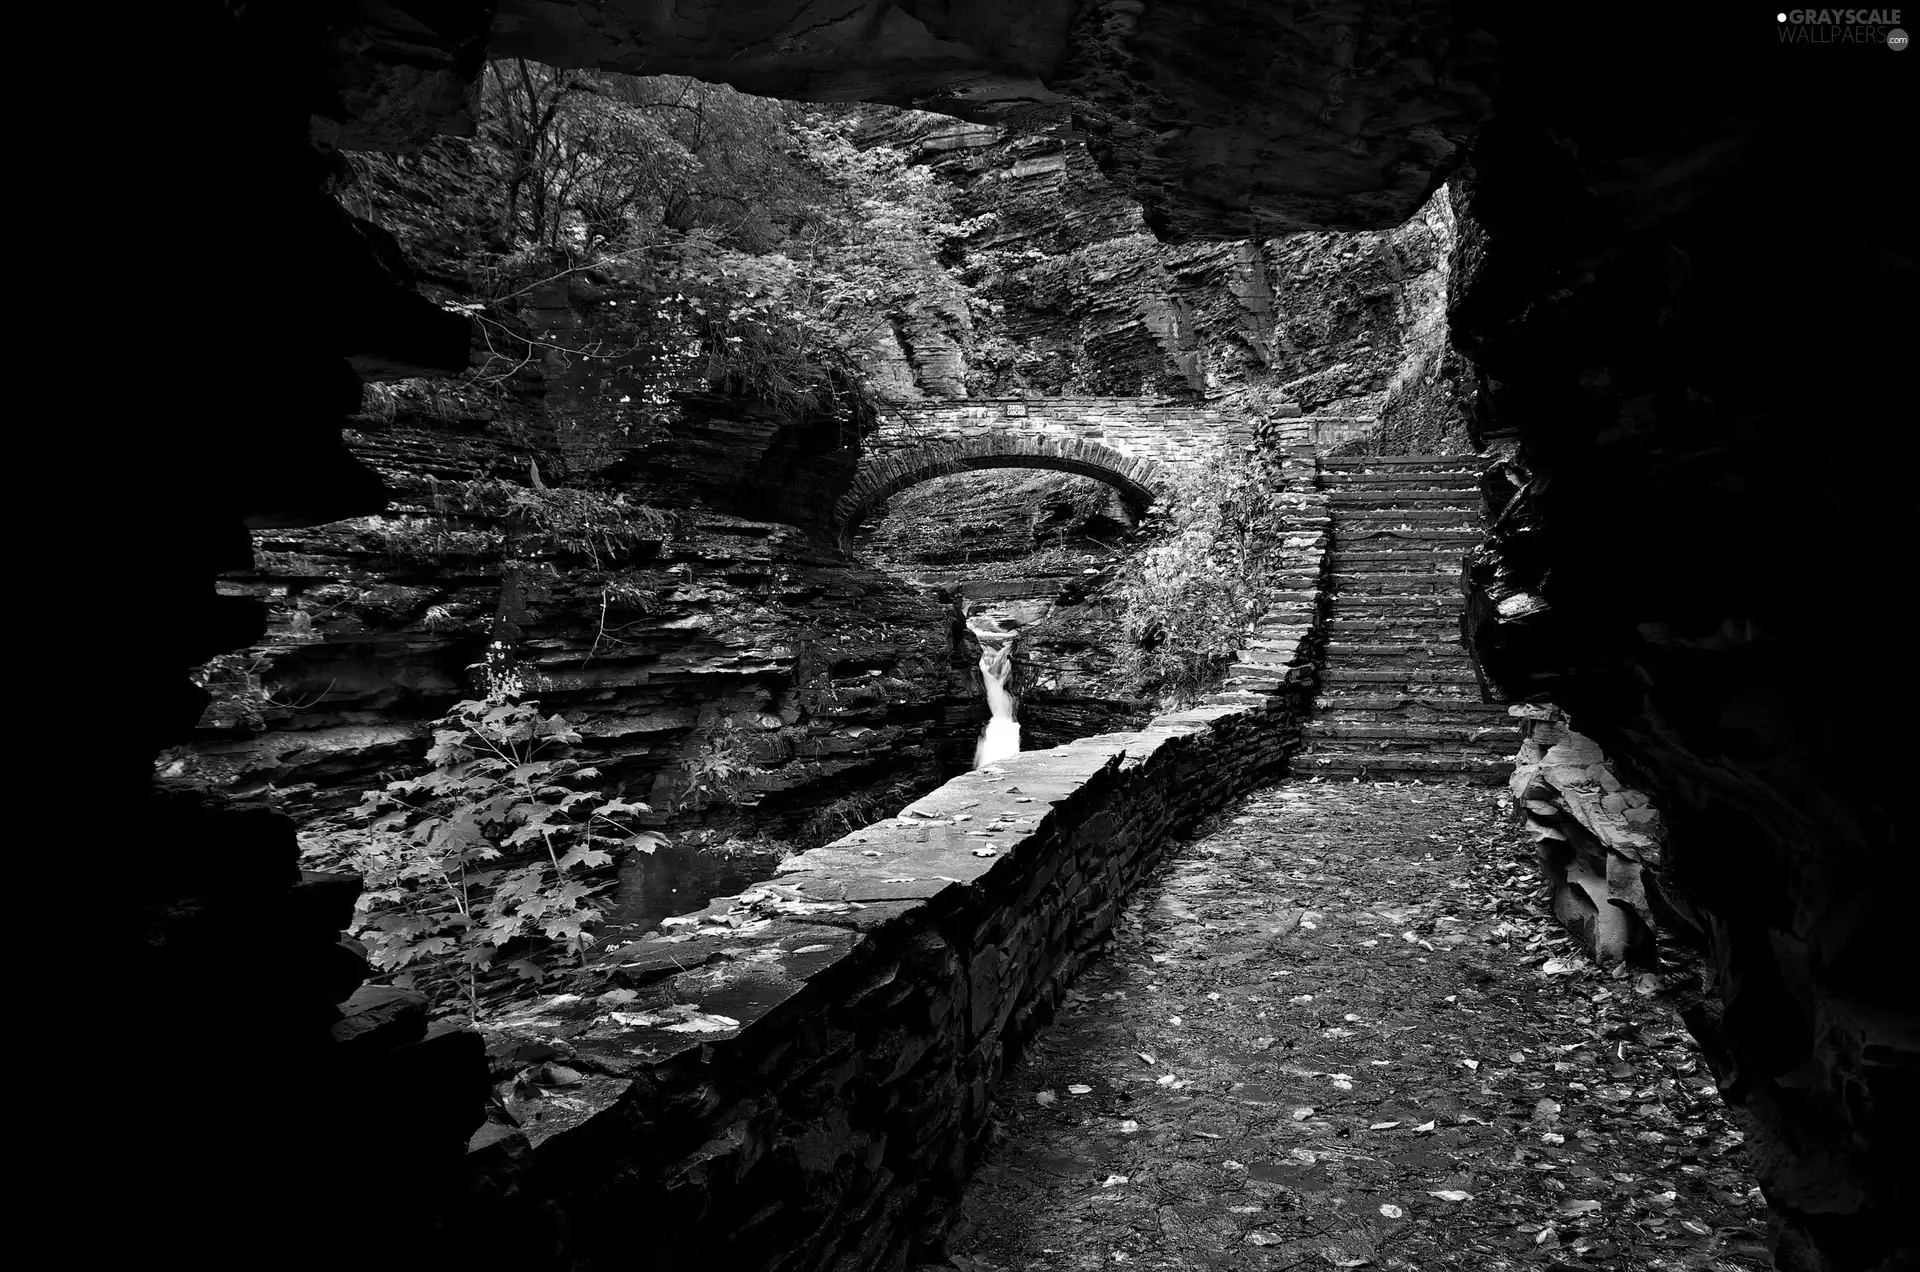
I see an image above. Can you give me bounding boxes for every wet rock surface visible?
[946,782,1769,1272]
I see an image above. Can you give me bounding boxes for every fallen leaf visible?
[1541,956,1581,976]
[1557,1199,1601,1214]
[1369,1121,1402,1130]
[1119,1120,1140,1134]
[1100,1174,1129,1187]
[1157,1073,1180,1087]
[1292,1107,1315,1121]
[1035,1090,1057,1107]
[1067,1084,1093,1095]
[1428,1190,1474,1202]
[1138,1052,1157,1066]
[1245,1231,1284,1247]
[1379,1203,1405,1219]
[662,1011,741,1034]
[609,1004,742,1034]
[1412,1120,1437,1133]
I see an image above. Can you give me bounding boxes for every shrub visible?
[322,698,662,1017]
[1114,449,1293,706]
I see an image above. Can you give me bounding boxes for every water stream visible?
[968,614,1021,768]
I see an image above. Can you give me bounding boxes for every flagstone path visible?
[941,781,1771,1272]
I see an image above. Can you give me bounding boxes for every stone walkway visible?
[941,781,1768,1272]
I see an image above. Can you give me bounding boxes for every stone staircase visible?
[1296,455,1516,784]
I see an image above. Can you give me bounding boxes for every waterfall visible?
[967,614,1021,768]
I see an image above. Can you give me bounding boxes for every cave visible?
[111,6,1907,1272]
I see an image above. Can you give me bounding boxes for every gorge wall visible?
[1450,14,1911,1270]
[166,71,1458,865]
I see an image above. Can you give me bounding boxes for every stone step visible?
[1324,630,1463,648]
[1303,721,1519,746]
[1320,471,1482,487]
[1313,714,1505,735]
[1325,616,1461,631]
[1325,598,1466,616]
[1323,486,1479,499]
[1330,551,1470,567]
[1337,528,1484,545]
[1312,695,1507,715]
[1300,738,1520,759]
[1292,750,1513,784]
[1321,668,1483,685]
[1331,572,1462,593]
[1320,455,1481,470]
[1329,489,1481,505]
[1323,642,1469,659]
[1336,510,1484,525]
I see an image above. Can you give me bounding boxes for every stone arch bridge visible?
[832,396,1249,547]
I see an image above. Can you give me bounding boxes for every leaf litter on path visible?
[944,782,1771,1271]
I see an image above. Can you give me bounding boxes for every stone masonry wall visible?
[460,448,1331,1271]
[879,397,1250,481]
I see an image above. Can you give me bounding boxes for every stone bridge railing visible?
[874,396,1249,476]
[468,446,1331,1272]
[831,396,1253,547]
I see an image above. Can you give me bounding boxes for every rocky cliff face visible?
[856,111,1462,438]
[164,327,974,859]
[1452,12,1910,1269]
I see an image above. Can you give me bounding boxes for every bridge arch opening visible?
[831,436,1175,551]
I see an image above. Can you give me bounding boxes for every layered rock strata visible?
[1507,705,1671,968]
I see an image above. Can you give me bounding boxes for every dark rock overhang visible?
[326,1,1498,240]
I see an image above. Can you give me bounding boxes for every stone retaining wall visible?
[464,451,1331,1271]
